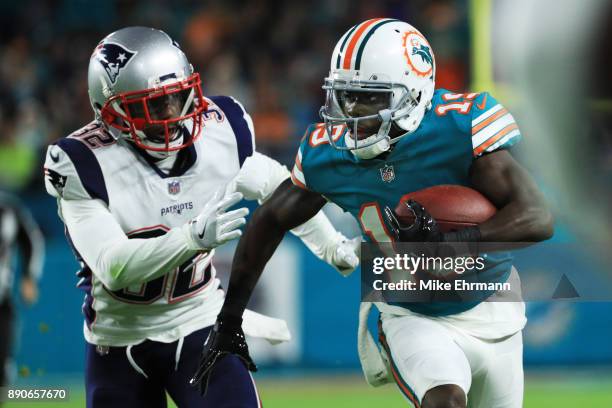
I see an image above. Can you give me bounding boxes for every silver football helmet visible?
[88,27,206,154]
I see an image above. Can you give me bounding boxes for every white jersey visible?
[44,96,343,346]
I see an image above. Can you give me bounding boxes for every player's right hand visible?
[384,199,442,242]
[183,190,249,250]
[190,315,257,396]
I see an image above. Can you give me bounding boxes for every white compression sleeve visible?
[231,152,343,263]
[60,198,198,291]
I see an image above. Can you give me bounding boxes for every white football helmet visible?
[88,27,207,156]
[320,19,436,159]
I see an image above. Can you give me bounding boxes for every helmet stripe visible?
[354,19,401,70]
[336,24,359,69]
[342,18,385,70]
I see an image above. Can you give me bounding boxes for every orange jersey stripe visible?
[474,123,519,155]
[342,18,384,69]
[294,152,303,171]
[291,170,307,190]
[472,107,509,135]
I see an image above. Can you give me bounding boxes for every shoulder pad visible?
[44,123,111,204]
[291,123,346,192]
[431,90,522,157]
[469,92,521,157]
[207,96,255,167]
[44,143,91,201]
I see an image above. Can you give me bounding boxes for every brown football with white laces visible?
[395,185,497,233]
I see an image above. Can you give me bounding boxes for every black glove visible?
[189,314,257,396]
[384,199,443,242]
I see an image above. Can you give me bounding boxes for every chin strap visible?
[350,109,393,160]
[350,137,390,160]
[377,109,393,137]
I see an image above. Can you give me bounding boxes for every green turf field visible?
[4,375,612,407]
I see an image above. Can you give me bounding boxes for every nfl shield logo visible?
[168,180,181,195]
[380,165,395,183]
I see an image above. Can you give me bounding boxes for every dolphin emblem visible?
[411,44,433,66]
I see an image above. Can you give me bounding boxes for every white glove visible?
[183,190,249,250]
[328,236,361,277]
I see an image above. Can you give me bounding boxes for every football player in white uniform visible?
[43,27,359,408]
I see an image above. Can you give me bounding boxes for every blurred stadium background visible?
[1,0,612,406]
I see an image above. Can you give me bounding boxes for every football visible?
[395,185,497,233]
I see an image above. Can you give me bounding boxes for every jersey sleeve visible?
[229,151,290,202]
[207,95,255,167]
[291,145,308,190]
[60,198,195,291]
[470,92,522,157]
[290,124,319,191]
[44,143,93,201]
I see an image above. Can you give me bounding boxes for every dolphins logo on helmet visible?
[412,44,433,66]
[403,31,434,78]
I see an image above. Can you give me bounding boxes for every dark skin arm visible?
[221,179,326,317]
[470,150,554,242]
[190,180,326,393]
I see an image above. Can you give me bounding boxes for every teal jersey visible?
[292,89,522,316]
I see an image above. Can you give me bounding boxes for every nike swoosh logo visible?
[198,229,205,239]
[50,150,60,163]
[476,94,488,111]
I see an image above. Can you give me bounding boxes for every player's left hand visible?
[190,315,257,396]
[183,190,249,251]
[384,200,443,242]
[330,236,361,277]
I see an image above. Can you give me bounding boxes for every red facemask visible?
[101,73,207,152]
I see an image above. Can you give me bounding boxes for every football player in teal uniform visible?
[192,19,553,408]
